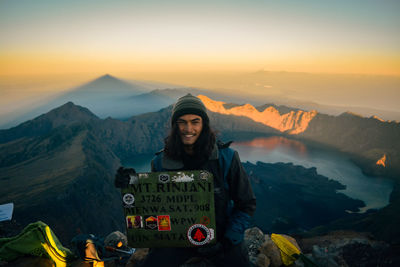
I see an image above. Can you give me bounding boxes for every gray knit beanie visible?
[171,94,209,125]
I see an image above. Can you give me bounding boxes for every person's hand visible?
[114,167,136,188]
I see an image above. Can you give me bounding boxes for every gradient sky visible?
[1,0,399,76]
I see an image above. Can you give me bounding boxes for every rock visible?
[258,235,282,267]
[304,231,395,267]
[312,245,340,267]
[126,248,149,267]
[245,227,266,242]
[257,234,302,267]
[256,253,270,267]
[245,227,266,266]
[293,257,305,267]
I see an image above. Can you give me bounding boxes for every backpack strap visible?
[152,152,163,172]
[218,143,235,190]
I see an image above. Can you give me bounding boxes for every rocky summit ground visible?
[1,226,400,266]
[124,227,400,267]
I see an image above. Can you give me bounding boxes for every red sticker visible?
[187,224,211,246]
[157,215,172,231]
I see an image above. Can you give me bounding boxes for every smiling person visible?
[139,94,256,267]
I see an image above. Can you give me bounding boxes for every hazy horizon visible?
[1,70,399,109]
[1,71,400,130]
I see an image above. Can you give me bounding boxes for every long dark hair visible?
[164,119,216,160]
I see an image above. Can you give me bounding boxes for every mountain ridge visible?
[0,102,99,144]
[196,95,400,178]
[2,96,399,178]
[1,100,400,245]
[298,111,400,178]
[199,94,318,134]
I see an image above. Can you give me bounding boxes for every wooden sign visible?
[121,170,216,247]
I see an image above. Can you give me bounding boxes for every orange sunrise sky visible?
[0,0,399,121]
[1,0,399,76]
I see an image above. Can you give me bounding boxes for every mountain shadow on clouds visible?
[0,75,178,129]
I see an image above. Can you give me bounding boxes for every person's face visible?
[176,114,203,146]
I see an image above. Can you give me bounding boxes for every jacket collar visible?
[161,143,219,169]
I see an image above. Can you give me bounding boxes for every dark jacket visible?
[151,142,256,244]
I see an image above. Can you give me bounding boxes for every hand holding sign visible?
[115,167,136,188]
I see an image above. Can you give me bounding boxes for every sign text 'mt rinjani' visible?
[129,182,213,193]
[156,182,213,193]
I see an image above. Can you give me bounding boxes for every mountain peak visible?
[51,101,96,116]
[0,102,98,144]
[33,102,98,129]
[371,115,385,122]
[341,111,364,118]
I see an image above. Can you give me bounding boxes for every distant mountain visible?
[250,97,400,122]
[255,103,301,114]
[200,95,317,134]
[145,88,204,99]
[0,102,97,144]
[122,88,199,118]
[289,101,400,122]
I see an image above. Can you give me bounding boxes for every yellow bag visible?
[271,233,301,266]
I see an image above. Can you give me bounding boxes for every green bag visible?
[0,221,75,266]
